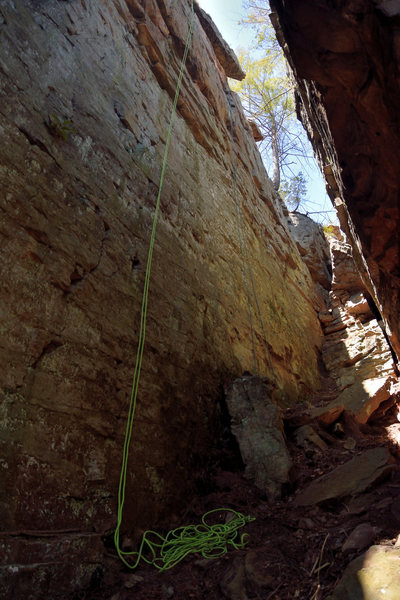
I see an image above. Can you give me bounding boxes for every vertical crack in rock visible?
[32,340,63,369]
[63,225,110,297]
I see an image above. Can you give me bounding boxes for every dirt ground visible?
[85,381,400,600]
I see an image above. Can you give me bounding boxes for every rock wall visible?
[0,0,323,596]
[270,0,400,359]
[288,214,397,423]
[322,239,396,393]
[287,211,331,312]
[317,237,398,426]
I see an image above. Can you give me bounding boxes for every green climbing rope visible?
[114,1,254,571]
[117,508,255,572]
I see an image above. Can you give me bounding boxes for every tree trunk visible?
[271,116,280,190]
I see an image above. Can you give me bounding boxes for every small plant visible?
[46,113,76,140]
[322,224,341,239]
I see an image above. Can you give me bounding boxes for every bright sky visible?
[197,0,336,224]
[197,0,251,47]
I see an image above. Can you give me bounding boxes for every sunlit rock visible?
[330,545,400,600]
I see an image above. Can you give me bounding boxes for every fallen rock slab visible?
[311,376,396,425]
[293,447,396,507]
[225,376,291,500]
[337,377,396,424]
[311,401,345,427]
[342,523,380,553]
[344,491,380,515]
[220,557,248,600]
[329,545,400,600]
[294,424,328,451]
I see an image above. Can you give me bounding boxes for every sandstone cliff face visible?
[318,237,398,426]
[322,239,396,393]
[270,0,400,358]
[288,215,397,422]
[287,212,331,312]
[0,1,323,596]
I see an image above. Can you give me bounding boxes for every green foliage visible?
[322,224,341,239]
[241,1,280,58]
[46,113,76,141]
[233,50,293,119]
[279,171,307,211]
[232,1,310,190]
[232,0,337,225]
[232,49,296,189]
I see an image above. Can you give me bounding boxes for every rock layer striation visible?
[0,0,323,596]
[270,0,400,359]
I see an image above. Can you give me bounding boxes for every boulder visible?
[225,376,291,499]
[293,447,396,507]
[336,377,396,424]
[330,545,400,600]
[342,523,380,554]
[287,213,332,291]
[312,376,397,425]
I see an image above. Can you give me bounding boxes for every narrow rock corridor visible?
[1,1,400,599]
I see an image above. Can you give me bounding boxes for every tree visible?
[231,0,337,223]
[232,0,311,195]
[233,50,296,191]
[279,171,307,211]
